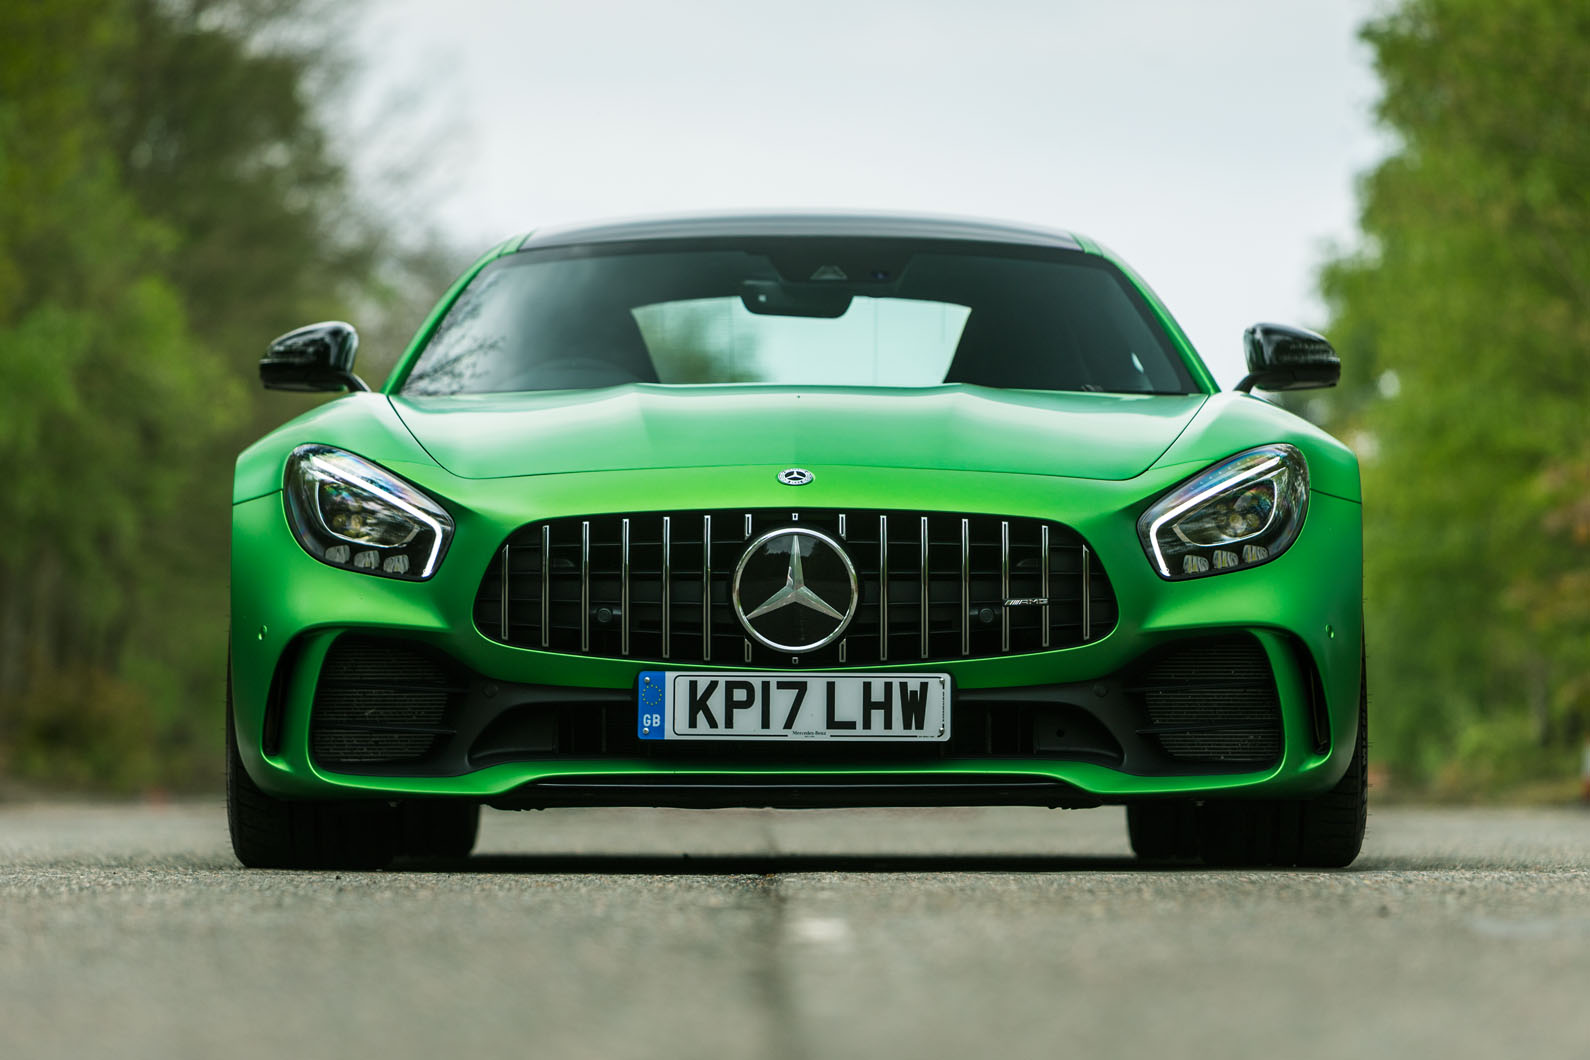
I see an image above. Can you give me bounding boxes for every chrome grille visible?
[474,509,1118,667]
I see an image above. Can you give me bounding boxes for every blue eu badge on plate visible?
[637,671,667,740]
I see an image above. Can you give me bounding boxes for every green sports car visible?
[228,212,1365,869]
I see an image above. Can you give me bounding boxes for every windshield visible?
[400,239,1197,395]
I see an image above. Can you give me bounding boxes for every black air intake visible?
[309,637,460,766]
[1135,635,1284,765]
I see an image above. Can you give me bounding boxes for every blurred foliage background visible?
[0,0,459,791]
[1312,0,1590,799]
[0,0,1585,797]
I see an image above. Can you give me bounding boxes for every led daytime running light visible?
[1138,445,1308,580]
[1146,456,1283,577]
[306,456,444,575]
[284,445,453,580]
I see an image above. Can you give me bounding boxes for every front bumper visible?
[230,462,1363,804]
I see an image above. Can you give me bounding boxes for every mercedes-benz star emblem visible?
[777,468,814,486]
[732,527,857,652]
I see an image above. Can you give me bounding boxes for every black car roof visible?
[518,211,1084,252]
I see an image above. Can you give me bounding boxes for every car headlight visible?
[1137,444,1308,579]
[283,445,454,579]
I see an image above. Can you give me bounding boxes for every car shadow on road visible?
[389,852,1162,874]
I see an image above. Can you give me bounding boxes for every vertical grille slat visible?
[1081,544,1092,642]
[702,514,712,663]
[919,516,929,661]
[661,516,672,660]
[1041,525,1050,650]
[477,509,1117,667]
[499,544,510,641]
[960,517,971,658]
[620,518,631,657]
[580,520,591,653]
[540,525,550,648]
[1000,520,1010,653]
[879,514,889,662]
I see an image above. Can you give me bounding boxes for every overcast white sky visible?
[351,0,1391,386]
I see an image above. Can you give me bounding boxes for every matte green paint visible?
[231,234,1363,806]
[1158,392,1361,502]
[234,393,434,504]
[390,387,1208,482]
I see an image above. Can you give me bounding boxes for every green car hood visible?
[388,385,1208,481]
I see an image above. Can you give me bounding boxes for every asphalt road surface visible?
[2,801,1588,1060]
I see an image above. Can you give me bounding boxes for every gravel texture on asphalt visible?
[1,802,1587,1060]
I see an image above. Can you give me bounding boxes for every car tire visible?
[397,801,480,860]
[1193,655,1368,869]
[226,673,400,870]
[1126,802,1199,861]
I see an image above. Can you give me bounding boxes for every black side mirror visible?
[1235,323,1340,393]
[260,321,369,392]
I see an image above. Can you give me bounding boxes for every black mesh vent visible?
[1137,636,1283,764]
[310,637,460,765]
[473,508,1118,668]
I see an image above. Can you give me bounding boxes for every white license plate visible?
[637,671,951,741]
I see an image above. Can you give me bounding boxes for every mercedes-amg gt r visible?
[228,212,1365,868]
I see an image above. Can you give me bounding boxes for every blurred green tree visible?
[0,0,452,789]
[1317,0,1590,792]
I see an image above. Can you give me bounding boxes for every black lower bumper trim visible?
[489,774,1101,810]
[307,631,1287,779]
